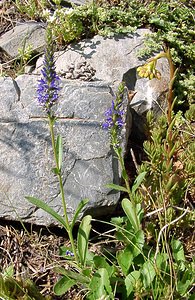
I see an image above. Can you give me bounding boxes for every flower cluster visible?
[137,59,161,80]
[102,82,125,149]
[37,29,61,115]
[65,250,74,257]
[102,100,124,130]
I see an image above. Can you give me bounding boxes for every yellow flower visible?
[137,59,161,80]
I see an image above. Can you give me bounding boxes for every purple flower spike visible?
[102,82,125,149]
[37,29,61,115]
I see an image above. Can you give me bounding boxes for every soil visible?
[0,218,90,299]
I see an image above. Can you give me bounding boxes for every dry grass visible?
[0,222,83,299]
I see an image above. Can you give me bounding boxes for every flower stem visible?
[163,48,177,169]
[116,147,140,230]
[48,116,79,264]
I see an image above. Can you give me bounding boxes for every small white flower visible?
[42,8,51,19]
[64,8,73,15]
[48,14,56,23]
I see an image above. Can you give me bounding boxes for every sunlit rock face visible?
[0,31,169,226]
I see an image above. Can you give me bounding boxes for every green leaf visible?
[171,239,185,262]
[0,275,7,297]
[131,230,145,257]
[122,169,128,181]
[155,253,169,271]
[53,276,76,296]
[25,196,67,230]
[85,250,95,265]
[177,265,194,296]
[77,215,92,266]
[117,246,133,275]
[2,265,14,278]
[51,167,60,175]
[55,135,63,170]
[54,267,90,284]
[93,256,115,277]
[106,183,128,193]
[82,268,92,278]
[89,268,113,299]
[141,260,156,288]
[135,203,144,224]
[24,279,45,300]
[71,198,89,230]
[132,172,147,194]
[111,216,126,226]
[177,279,192,297]
[125,270,140,297]
[122,198,140,231]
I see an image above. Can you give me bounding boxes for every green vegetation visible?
[0,0,194,299]
[0,265,49,300]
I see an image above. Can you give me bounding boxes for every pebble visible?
[65,72,73,79]
[59,58,96,81]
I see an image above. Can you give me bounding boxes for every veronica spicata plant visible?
[37,31,61,116]
[103,82,146,231]
[102,82,129,192]
[25,28,92,270]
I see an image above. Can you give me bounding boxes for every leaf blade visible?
[106,183,128,193]
[132,171,147,194]
[71,198,89,230]
[77,215,92,266]
[125,270,140,297]
[53,276,76,296]
[25,196,67,230]
[55,135,63,170]
[122,198,140,231]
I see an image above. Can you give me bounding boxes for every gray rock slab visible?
[126,57,170,116]
[35,29,151,84]
[36,30,170,117]
[0,22,46,58]
[0,75,127,226]
[0,31,170,226]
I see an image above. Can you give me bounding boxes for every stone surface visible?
[0,75,128,226]
[0,22,46,58]
[125,57,170,116]
[35,30,170,117]
[67,0,90,4]
[0,32,170,226]
[35,29,151,84]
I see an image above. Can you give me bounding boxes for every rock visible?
[73,70,80,79]
[51,58,96,81]
[0,75,128,226]
[125,57,170,116]
[76,61,85,69]
[36,30,169,117]
[65,72,73,79]
[0,32,170,227]
[66,0,91,5]
[35,29,151,84]
[24,65,34,74]
[0,22,46,59]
